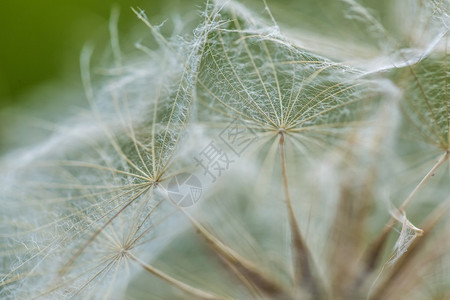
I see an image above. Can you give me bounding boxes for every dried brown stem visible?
[161,185,293,299]
[128,251,224,300]
[279,131,324,299]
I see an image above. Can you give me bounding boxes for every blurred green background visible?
[0,0,202,154]
[0,0,182,109]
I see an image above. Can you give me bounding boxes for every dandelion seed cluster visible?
[1,0,449,299]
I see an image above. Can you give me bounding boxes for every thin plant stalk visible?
[279,130,324,299]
